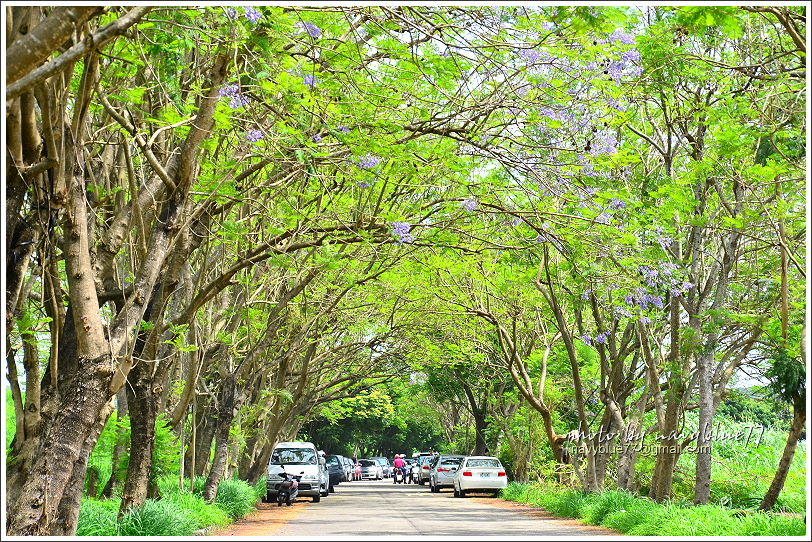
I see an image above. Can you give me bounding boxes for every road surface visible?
[213,479,619,537]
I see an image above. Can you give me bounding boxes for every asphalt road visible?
[226,479,618,537]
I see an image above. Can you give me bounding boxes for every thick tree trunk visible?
[693,348,716,504]
[649,389,683,501]
[119,360,158,513]
[759,402,805,511]
[471,408,490,456]
[203,374,237,500]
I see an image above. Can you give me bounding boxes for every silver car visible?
[358,459,383,480]
[429,454,465,492]
[415,454,436,485]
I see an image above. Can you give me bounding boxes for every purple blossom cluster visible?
[590,131,618,155]
[608,29,636,45]
[595,212,611,225]
[219,83,250,109]
[311,133,322,142]
[607,198,627,210]
[581,289,592,301]
[336,125,350,133]
[297,21,322,38]
[392,222,415,244]
[246,129,263,143]
[606,98,627,112]
[582,331,611,346]
[302,74,318,88]
[244,7,262,23]
[357,154,381,168]
[518,49,549,64]
[460,197,478,211]
[654,226,673,251]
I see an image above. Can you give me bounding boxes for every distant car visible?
[453,456,508,497]
[324,455,345,491]
[342,456,355,481]
[429,454,465,492]
[370,457,392,478]
[358,458,383,480]
[415,454,436,485]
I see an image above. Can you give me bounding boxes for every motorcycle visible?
[392,466,407,484]
[409,463,420,484]
[277,471,304,506]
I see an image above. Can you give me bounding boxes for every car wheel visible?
[459,489,466,498]
[430,480,439,493]
[312,495,321,503]
[328,484,335,493]
[419,479,425,485]
[453,488,460,498]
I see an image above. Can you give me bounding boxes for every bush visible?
[214,478,258,519]
[161,491,231,530]
[253,476,268,502]
[579,490,640,525]
[118,498,197,536]
[76,498,120,536]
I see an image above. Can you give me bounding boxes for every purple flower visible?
[460,197,478,211]
[243,7,262,23]
[302,74,318,88]
[297,21,322,38]
[511,217,522,226]
[219,83,239,97]
[357,154,381,168]
[229,94,250,109]
[607,99,627,112]
[607,60,624,82]
[682,281,694,291]
[595,331,609,345]
[392,221,415,244]
[582,334,593,346]
[609,29,636,45]
[615,306,632,319]
[357,181,371,188]
[225,8,238,19]
[639,316,651,325]
[624,294,635,306]
[246,129,263,143]
[337,125,350,133]
[607,198,626,210]
[596,212,611,225]
[541,21,556,31]
[311,133,322,142]
[518,49,546,63]
[621,49,641,63]
[581,289,592,301]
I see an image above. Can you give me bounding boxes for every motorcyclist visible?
[392,454,407,484]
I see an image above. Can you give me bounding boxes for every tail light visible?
[437,468,449,472]
[423,465,430,470]
[462,471,472,476]
[498,471,506,477]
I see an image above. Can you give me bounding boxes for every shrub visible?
[214,478,257,519]
[733,513,806,536]
[538,489,587,518]
[118,498,197,536]
[76,498,120,536]
[253,476,268,502]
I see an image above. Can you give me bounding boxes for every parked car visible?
[370,457,392,478]
[453,456,508,497]
[342,456,355,481]
[266,441,328,503]
[429,454,465,492]
[324,455,345,491]
[415,453,437,485]
[358,458,383,480]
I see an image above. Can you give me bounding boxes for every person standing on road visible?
[393,454,406,484]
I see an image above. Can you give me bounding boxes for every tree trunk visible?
[101,389,128,498]
[759,401,805,511]
[119,360,157,513]
[693,348,715,504]
[203,374,237,500]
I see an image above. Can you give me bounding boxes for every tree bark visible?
[203,374,238,500]
[759,399,806,510]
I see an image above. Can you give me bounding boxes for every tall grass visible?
[500,482,806,536]
[76,476,258,536]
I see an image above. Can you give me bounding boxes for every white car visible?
[452,456,508,497]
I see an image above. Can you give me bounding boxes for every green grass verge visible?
[499,482,806,536]
[76,476,259,536]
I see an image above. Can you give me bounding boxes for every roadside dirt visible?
[209,501,308,536]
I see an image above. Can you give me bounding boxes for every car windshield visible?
[325,455,340,465]
[440,458,463,466]
[359,460,376,467]
[374,458,389,466]
[466,458,501,468]
[270,448,316,465]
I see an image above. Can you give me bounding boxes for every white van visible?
[266,441,329,502]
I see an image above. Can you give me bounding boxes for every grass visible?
[76,475,259,536]
[500,482,806,536]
